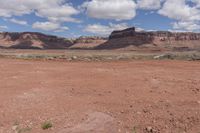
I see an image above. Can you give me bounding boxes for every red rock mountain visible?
[96,27,200,51]
[1,28,200,51]
[70,36,107,49]
[0,32,73,49]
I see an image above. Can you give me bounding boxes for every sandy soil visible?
[0,58,199,133]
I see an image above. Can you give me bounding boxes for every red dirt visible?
[0,59,200,133]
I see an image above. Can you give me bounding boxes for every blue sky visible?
[0,0,200,37]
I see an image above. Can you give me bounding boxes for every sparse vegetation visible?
[17,127,32,133]
[1,49,200,62]
[41,121,53,130]
[12,121,31,133]
[132,126,137,133]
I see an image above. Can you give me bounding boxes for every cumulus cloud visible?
[1,0,200,33]
[158,0,200,31]
[82,0,136,21]
[32,21,68,32]
[191,0,200,8]
[8,18,28,25]
[34,0,80,23]
[0,25,8,31]
[173,21,200,31]
[137,0,163,10]
[158,0,200,21]
[84,23,129,35]
[0,0,79,23]
[81,0,200,32]
[0,0,80,32]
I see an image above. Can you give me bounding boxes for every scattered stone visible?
[106,57,113,60]
[72,56,78,60]
[153,54,174,60]
[12,125,18,131]
[136,111,142,115]
[146,126,153,132]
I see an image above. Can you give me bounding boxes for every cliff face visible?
[96,27,200,51]
[0,32,73,49]
[69,36,107,49]
[1,28,200,51]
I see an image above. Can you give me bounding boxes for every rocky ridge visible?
[70,36,107,49]
[96,27,200,51]
[0,32,73,49]
[1,28,200,51]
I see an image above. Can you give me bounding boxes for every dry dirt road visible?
[0,58,200,133]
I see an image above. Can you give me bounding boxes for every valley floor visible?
[0,58,200,133]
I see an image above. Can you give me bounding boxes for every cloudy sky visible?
[0,0,200,37]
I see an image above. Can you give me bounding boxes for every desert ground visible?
[0,50,200,133]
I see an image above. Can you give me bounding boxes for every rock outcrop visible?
[96,27,200,51]
[1,28,200,51]
[0,32,73,49]
[69,36,107,49]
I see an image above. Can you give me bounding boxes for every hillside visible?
[0,32,73,49]
[1,28,200,51]
[96,27,200,51]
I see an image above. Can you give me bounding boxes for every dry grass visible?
[0,49,200,61]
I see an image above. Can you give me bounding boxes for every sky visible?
[0,0,200,37]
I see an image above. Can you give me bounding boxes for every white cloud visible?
[0,0,79,23]
[0,0,32,17]
[158,0,200,31]
[135,27,145,32]
[158,0,200,21]
[82,0,136,21]
[0,0,80,32]
[1,0,200,33]
[191,0,200,8]
[84,23,129,35]
[34,1,80,23]
[9,18,28,25]
[32,21,68,32]
[173,21,200,31]
[0,25,8,31]
[137,0,162,10]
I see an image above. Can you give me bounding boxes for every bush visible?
[41,121,53,130]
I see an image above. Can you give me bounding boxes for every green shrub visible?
[41,121,53,130]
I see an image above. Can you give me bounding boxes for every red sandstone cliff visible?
[96,27,200,51]
[0,32,73,49]
[69,36,107,49]
[1,28,200,51]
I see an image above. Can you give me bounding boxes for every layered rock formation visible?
[96,27,200,51]
[70,36,107,49]
[1,28,200,51]
[0,32,73,49]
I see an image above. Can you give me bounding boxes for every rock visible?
[70,36,107,49]
[146,126,153,132]
[74,36,107,44]
[71,56,78,60]
[120,111,124,114]
[153,54,174,59]
[0,32,73,49]
[12,125,18,131]
[96,27,200,50]
[106,57,113,60]
[136,111,142,115]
